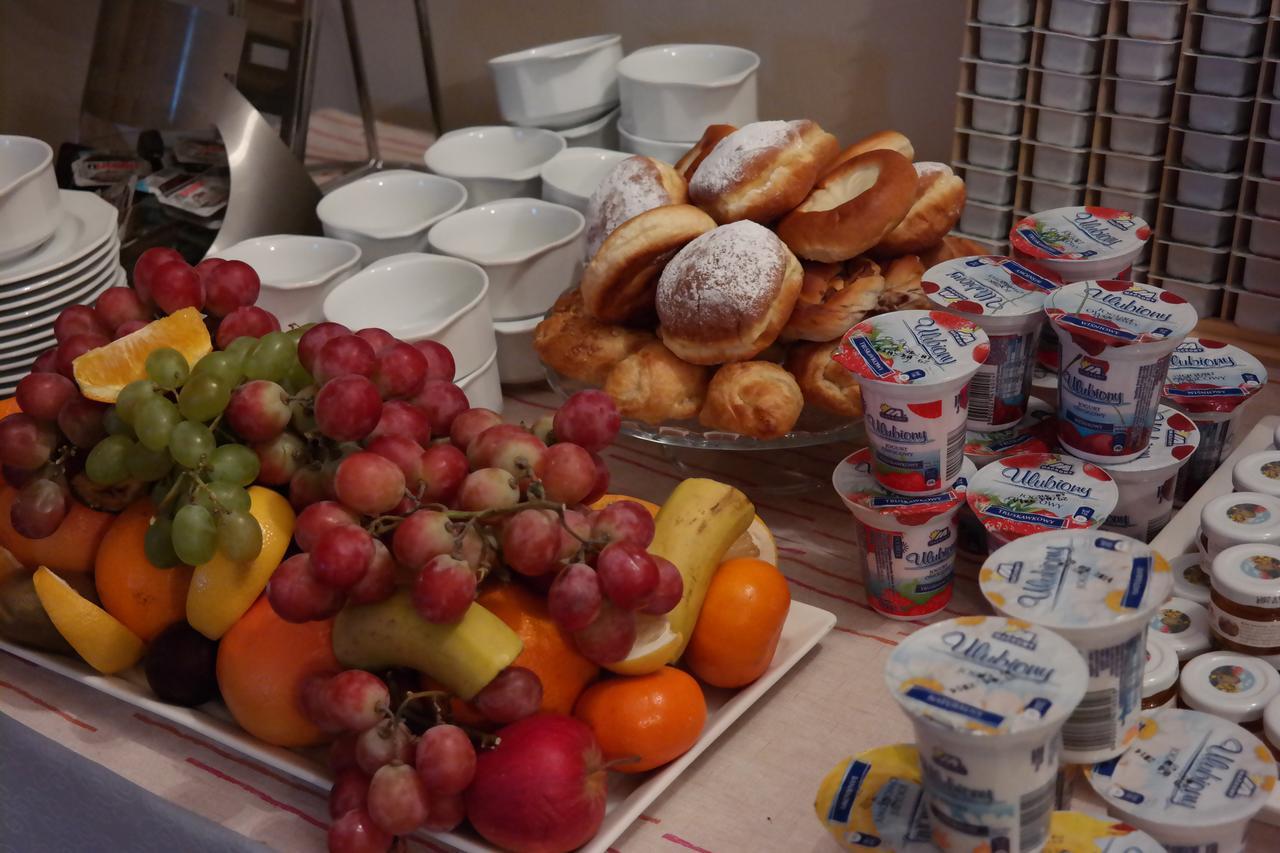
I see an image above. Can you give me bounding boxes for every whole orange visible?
[95,500,192,642]
[0,397,21,419]
[477,582,599,715]
[0,485,113,575]
[685,558,790,688]
[216,596,339,748]
[573,666,706,773]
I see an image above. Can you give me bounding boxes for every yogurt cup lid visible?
[834,310,991,389]
[1164,338,1268,414]
[1088,709,1276,829]
[967,452,1120,541]
[964,398,1056,464]
[921,256,1062,320]
[1143,631,1178,698]
[1044,281,1198,349]
[884,615,1088,737]
[1180,652,1280,724]
[979,531,1172,631]
[1210,543,1280,608]
[1010,206,1150,264]
[1201,492,1280,547]
[1233,450,1280,496]
[1149,596,1211,660]
[1044,810,1165,853]
[814,744,932,853]
[833,447,965,524]
[1099,406,1200,478]
[1170,552,1212,605]
[953,457,978,495]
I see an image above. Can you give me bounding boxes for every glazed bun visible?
[656,221,803,365]
[786,340,864,418]
[872,162,967,256]
[826,130,915,175]
[584,156,687,258]
[689,120,839,224]
[533,297,656,385]
[604,342,709,424]
[699,361,804,440]
[675,124,737,183]
[580,204,717,325]
[781,257,886,342]
[877,255,929,311]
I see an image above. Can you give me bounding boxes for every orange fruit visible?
[573,666,706,773]
[73,307,212,402]
[477,582,599,716]
[216,597,339,747]
[685,558,790,688]
[0,485,113,574]
[591,494,659,517]
[0,397,21,419]
[94,500,192,642]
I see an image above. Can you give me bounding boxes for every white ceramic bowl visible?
[489,34,622,129]
[0,136,61,262]
[616,44,760,142]
[558,107,620,149]
[213,235,362,326]
[457,348,503,412]
[617,123,695,164]
[494,315,544,385]
[427,198,584,321]
[539,148,631,213]
[316,170,466,265]
[424,127,566,208]
[322,253,495,378]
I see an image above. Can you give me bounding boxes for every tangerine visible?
[0,397,21,419]
[0,485,113,574]
[685,557,790,688]
[94,500,192,642]
[216,596,339,747]
[573,666,706,773]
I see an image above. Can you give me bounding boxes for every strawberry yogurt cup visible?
[922,256,1063,432]
[1044,281,1198,465]
[834,310,990,497]
[1163,337,1268,504]
[1098,405,1201,543]
[966,451,1120,551]
[834,447,965,620]
[1010,206,1151,283]
[963,397,1056,469]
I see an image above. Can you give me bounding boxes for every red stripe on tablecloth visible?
[186,757,327,830]
[784,576,929,627]
[663,833,714,852]
[132,713,323,799]
[639,814,662,824]
[313,110,433,148]
[0,678,97,732]
[307,125,426,159]
[832,626,899,646]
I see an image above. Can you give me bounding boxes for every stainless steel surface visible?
[412,0,444,135]
[339,0,380,164]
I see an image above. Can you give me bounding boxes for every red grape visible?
[94,287,150,330]
[355,721,413,775]
[132,247,184,304]
[150,260,203,314]
[548,562,603,631]
[314,335,377,384]
[53,304,109,343]
[0,414,58,469]
[328,808,393,853]
[412,555,476,623]
[193,257,225,288]
[367,400,431,446]
[364,435,424,489]
[483,430,547,481]
[348,540,397,605]
[422,792,466,833]
[573,602,637,665]
[289,464,334,511]
[315,375,382,442]
[449,408,503,451]
[267,553,346,622]
[410,380,468,435]
[323,670,390,731]
[640,556,684,615]
[226,379,290,442]
[596,542,660,610]
[472,666,543,724]
[500,509,561,576]
[329,768,371,819]
[334,451,406,515]
[367,762,431,835]
[57,396,107,448]
[456,468,519,512]
[301,672,345,733]
[203,260,260,317]
[466,424,534,470]
[330,733,360,770]
[419,444,468,504]
[535,442,596,505]
[56,333,109,377]
[114,320,147,339]
[411,340,456,382]
[15,372,76,421]
[214,306,280,349]
[355,328,397,354]
[10,478,68,539]
[531,414,555,444]
[296,500,360,552]
[31,349,58,374]
[252,432,306,484]
[414,724,475,796]
[553,390,620,452]
[391,510,454,568]
[298,322,351,374]
[584,451,610,505]
[2,464,40,489]
[313,525,374,590]
[592,500,655,549]
[370,342,426,399]
[557,509,593,561]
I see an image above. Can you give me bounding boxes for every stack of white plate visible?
[0,190,124,395]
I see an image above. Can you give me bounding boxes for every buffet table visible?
[4,384,1279,853]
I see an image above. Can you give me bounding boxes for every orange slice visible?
[73,307,212,402]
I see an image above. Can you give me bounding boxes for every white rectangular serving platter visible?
[0,600,836,852]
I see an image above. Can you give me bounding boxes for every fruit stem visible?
[394,689,450,726]
[154,470,191,514]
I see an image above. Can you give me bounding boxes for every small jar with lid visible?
[1209,543,1280,655]
[1149,596,1212,662]
[1199,492,1280,562]
[1233,450,1280,498]
[1266,695,1280,761]
[1180,651,1280,733]
[1170,552,1211,606]
[1142,631,1179,710]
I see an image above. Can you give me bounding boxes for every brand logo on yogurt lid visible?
[1169,737,1248,809]
[912,316,959,366]
[1040,459,1077,476]
[943,629,1057,683]
[1078,358,1109,381]
[869,418,930,445]
[992,625,1039,650]
[1085,286,1175,325]
[928,528,952,546]
[1001,466,1094,498]
[1061,370,1127,405]
[1074,209,1127,247]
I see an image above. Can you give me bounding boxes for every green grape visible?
[208,443,260,486]
[172,503,217,566]
[170,420,215,469]
[144,515,180,568]
[290,399,317,434]
[125,442,173,482]
[116,380,157,424]
[192,351,242,386]
[103,408,134,438]
[285,323,314,344]
[224,336,258,364]
[178,374,231,422]
[217,510,263,562]
[243,331,297,382]
[193,480,251,514]
[134,395,180,451]
[145,347,189,390]
[85,435,132,485]
[282,360,314,394]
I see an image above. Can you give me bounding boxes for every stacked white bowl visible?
[212,234,363,326]
[0,136,125,394]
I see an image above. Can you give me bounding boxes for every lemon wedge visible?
[606,612,682,677]
[32,566,144,674]
[722,515,777,565]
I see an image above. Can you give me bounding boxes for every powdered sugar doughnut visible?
[584,156,687,258]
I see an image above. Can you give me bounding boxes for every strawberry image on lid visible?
[967,452,1119,544]
[1010,207,1150,263]
[1163,337,1268,415]
[921,255,1063,320]
[834,310,991,387]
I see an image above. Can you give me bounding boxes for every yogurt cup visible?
[884,616,1087,853]
[1142,631,1179,711]
[1199,492,1280,562]
[966,452,1119,550]
[922,256,1063,431]
[1044,810,1165,853]
[814,744,932,853]
[1171,552,1212,606]
[1086,708,1276,853]
[1180,651,1280,730]
[1010,206,1151,282]
[1233,450,1280,498]
[835,310,991,496]
[963,397,1056,469]
[979,530,1173,763]
[954,458,990,561]
[1163,337,1268,503]
[1099,405,1201,542]
[1045,281,1198,464]
[1150,596,1212,662]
